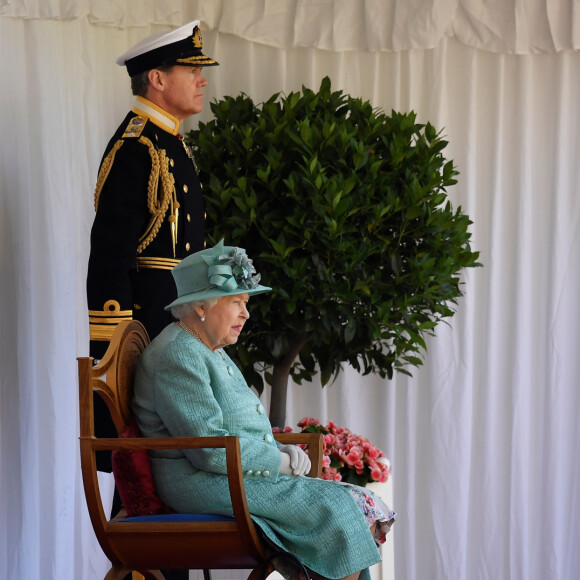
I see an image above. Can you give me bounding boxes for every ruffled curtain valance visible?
[1,0,579,54]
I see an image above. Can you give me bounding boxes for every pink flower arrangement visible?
[274,418,391,486]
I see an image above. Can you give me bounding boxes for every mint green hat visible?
[165,239,271,310]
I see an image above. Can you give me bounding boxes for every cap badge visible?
[192,27,203,49]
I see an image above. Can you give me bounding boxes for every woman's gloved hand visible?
[278,444,311,476]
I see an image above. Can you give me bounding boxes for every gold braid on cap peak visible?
[176,55,214,65]
[136,136,177,255]
[176,27,215,66]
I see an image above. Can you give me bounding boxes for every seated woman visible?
[132,240,394,580]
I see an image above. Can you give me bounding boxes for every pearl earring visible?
[200,316,206,322]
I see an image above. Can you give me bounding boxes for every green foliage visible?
[186,77,480,395]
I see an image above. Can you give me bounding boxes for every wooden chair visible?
[78,320,323,580]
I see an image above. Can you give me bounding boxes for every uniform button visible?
[185,243,190,251]
[183,184,189,193]
[187,213,191,222]
[170,159,175,167]
[255,471,262,476]
[246,470,253,476]
[256,404,264,415]
[227,366,234,376]
[262,471,270,477]
[264,434,273,444]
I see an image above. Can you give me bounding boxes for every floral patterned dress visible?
[342,483,396,546]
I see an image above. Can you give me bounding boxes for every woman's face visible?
[203,293,250,349]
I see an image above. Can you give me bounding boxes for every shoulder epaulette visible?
[122,115,148,139]
[94,116,150,210]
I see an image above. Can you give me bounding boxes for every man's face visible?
[152,65,208,121]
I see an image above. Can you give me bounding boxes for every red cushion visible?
[111,418,175,517]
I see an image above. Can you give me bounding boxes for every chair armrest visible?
[91,432,325,477]
[82,435,260,548]
[91,435,242,452]
[90,435,251,517]
[273,432,324,478]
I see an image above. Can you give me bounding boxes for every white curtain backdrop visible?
[1,1,579,579]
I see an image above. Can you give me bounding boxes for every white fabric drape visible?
[2,0,580,53]
[1,2,579,579]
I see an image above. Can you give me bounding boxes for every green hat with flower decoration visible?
[165,239,271,310]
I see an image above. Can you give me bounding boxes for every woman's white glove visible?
[279,451,294,476]
[278,444,311,476]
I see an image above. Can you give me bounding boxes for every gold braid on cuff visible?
[89,300,132,341]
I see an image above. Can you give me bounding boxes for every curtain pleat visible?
[1,6,579,580]
[2,0,580,53]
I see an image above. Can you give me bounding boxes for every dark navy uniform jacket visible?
[88,97,205,355]
[87,97,205,469]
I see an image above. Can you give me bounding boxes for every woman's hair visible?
[170,297,218,320]
[130,65,175,97]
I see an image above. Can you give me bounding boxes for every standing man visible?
[88,19,218,360]
[87,20,218,580]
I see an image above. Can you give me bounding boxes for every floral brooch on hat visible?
[204,242,262,292]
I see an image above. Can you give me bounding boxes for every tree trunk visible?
[269,363,290,429]
[268,336,310,428]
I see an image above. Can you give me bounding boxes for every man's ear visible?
[147,68,166,91]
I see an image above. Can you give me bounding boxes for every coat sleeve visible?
[87,138,151,353]
[153,343,283,478]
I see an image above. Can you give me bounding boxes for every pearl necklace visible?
[176,321,204,343]
[176,321,227,362]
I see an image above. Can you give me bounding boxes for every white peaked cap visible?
[116,19,218,76]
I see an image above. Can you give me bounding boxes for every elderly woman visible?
[132,240,394,580]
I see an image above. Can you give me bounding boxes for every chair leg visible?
[105,567,134,580]
[247,563,271,580]
[104,568,165,580]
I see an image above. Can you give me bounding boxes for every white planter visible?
[366,459,395,580]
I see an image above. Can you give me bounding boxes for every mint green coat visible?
[133,324,381,579]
